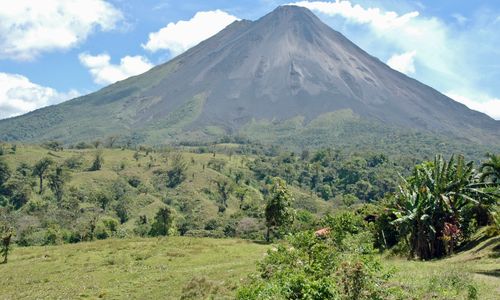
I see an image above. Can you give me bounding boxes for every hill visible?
[0,143,336,246]
[0,6,498,154]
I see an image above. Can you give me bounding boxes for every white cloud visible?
[0,0,123,60]
[445,92,500,120]
[0,73,80,119]
[142,10,239,56]
[290,1,500,120]
[387,51,417,74]
[290,1,420,29]
[79,53,153,85]
[290,1,459,79]
[452,13,467,25]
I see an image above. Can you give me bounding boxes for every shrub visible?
[180,277,220,300]
[95,222,110,240]
[64,155,84,170]
[237,227,391,299]
[243,209,400,297]
[207,158,226,172]
[236,217,260,238]
[127,176,141,188]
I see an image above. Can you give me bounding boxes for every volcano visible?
[0,6,498,150]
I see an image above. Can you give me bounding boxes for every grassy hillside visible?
[0,237,268,299]
[0,143,332,246]
[1,235,498,299]
[385,230,500,299]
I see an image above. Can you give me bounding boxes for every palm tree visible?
[32,157,53,194]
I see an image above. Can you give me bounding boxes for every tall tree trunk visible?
[2,233,11,264]
[39,175,43,194]
[266,226,270,243]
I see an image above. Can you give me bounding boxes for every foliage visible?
[32,157,53,194]
[391,155,499,259]
[480,153,500,184]
[89,151,104,171]
[166,153,187,188]
[41,141,63,152]
[264,177,293,242]
[1,223,13,263]
[238,213,391,299]
[212,177,233,213]
[47,165,69,202]
[150,206,174,236]
[0,158,10,188]
[208,158,226,172]
[248,150,400,202]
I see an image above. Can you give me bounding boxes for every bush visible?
[180,277,220,300]
[64,156,84,170]
[127,176,141,188]
[237,214,392,299]
[207,158,227,172]
[236,217,260,239]
[95,222,110,240]
[184,230,225,238]
[44,225,67,245]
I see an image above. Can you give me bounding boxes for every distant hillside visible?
[0,6,498,154]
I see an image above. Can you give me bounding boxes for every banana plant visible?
[392,154,498,259]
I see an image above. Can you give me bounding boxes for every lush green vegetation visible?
[0,141,498,299]
[0,142,334,248]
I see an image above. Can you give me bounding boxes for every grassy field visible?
[385,233,500,300]
[1,235,498,300]
[0,237,269,299]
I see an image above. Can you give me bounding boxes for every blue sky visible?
[0,0,499,119]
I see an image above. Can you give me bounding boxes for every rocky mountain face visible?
[0,6,498,149]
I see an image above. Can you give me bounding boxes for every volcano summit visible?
[0,6,498,151]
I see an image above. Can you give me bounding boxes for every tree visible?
[114,200,130,224]
[93,191,112,210]
[92,140,102,149]
[480,153,500,183]
[133,151,140,162]
[213,178,233,213]
[166,153,187,188]
[1,224,13,264]
[32,157,53,194]
[392,155,497,259]
[89,151,104,171]
[0,158,10,188]
[106,135,118,148]
[48,165,69,202]
[265,177,293,242]
[235,187,248,203]
[150,206,173,236]
[42,141,63,151]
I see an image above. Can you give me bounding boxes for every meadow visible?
[1,234,498,299]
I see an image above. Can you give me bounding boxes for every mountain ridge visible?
[0,5,498,150]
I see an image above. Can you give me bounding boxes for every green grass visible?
[1,235,498,299]
[0,237,269,299]
[384,234,500,300]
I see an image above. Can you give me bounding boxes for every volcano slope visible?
[0,6,498,156]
